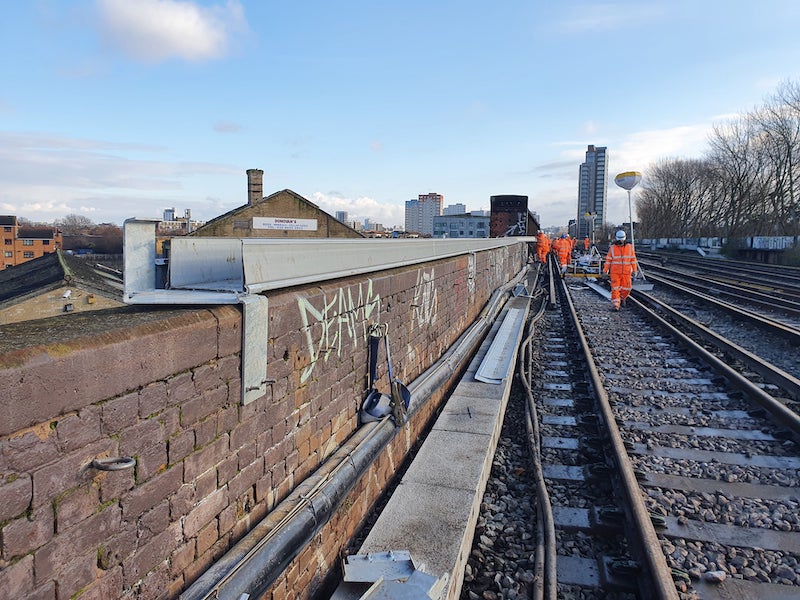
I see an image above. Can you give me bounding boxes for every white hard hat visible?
[615,230,626,241]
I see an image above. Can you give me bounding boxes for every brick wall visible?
[0,244,525,599]
[192,190,363,239]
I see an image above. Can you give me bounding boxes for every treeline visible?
[637,80,800,239]
[21,214,123,254]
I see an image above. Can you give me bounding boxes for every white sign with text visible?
[253,217,318,231]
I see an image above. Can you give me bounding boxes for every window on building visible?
[42,239,50,245]
[23,251,34,258]
[3,226,11,232]
[4,251,11,258]
[4,239,10,245]
[23,239,34,246]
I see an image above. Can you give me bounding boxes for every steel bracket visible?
[122,218,269,405]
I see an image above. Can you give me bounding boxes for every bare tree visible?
[636,79,800,240]
[55,214,95,234]
[707,116,765,237]
[636,158,718,238]
[754,83,800,235]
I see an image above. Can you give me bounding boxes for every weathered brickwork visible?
[0,244,525,599]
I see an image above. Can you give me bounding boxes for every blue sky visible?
[2,0,799,229]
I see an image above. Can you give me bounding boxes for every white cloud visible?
[557,3,666,33]
[530,122,714,227]
[0,131,240,224]
[311,192,404,228]
[611,122,710,174]
[214,120,242,133]
[603,122,712,223]
[95,0,247,62]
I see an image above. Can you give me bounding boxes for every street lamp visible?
[583,212,597,247]
[614,171,642,246]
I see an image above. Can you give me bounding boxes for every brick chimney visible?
[246,169,264,205]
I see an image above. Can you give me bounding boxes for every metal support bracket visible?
[240,294,269,405]
[122,218,269,405]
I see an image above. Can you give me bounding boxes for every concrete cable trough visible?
[332,295,531,600]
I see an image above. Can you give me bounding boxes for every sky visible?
[2,1,800,230]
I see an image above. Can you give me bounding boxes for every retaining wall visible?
[0,243,526,599]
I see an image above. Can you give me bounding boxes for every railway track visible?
[462,262,800,600]
[637,252,800,306]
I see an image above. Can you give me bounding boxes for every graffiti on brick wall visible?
[468,253,476,296]
[412,268,438,328]
[298,280,381,383]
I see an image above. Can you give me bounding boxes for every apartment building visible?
[1,216,63,269]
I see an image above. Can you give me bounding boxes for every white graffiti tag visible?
[298,280,381,383]
[412,269,438,328]
[467,253,476,296]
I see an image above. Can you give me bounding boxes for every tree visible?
[55,214,95,234]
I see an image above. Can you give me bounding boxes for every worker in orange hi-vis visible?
[583,236,590,252]
[603,229,639,311]
[536,231,550,263]
[553,234,571,277]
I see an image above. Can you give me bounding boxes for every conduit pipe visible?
[182,266,531,600]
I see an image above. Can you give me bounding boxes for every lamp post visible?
[614,171,642,246]
[584,212,597,247]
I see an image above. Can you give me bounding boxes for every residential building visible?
[1,216,63,270]
[443,203,467,216]
[159,208,204,235]
[577,145,608,240]
[190,169,364,240]
[433,212,489,238]
[404,193,443,236]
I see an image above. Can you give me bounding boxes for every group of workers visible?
[535,229,639,311]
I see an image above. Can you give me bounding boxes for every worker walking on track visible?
[536,231,550,263]
[583,236,590,253]
[603,229,638,311]
[553,234,571,277]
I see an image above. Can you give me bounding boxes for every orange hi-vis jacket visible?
[603,242,638,276]
[536,233,550,260]
[553,237,571,266]
[604,241,638,307]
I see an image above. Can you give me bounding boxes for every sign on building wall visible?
[253,217,318,231]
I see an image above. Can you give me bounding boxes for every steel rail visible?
[182,268,531,600]
[632,290,800,418]
[664,260,800,296]
[639,261,800,317]
[638,251,800,283]
[519,266,556,600]
[640,271,800,343]
[558,278,680,600]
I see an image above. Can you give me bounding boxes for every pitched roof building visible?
[0,250,123,324]
[190,169,364,239]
